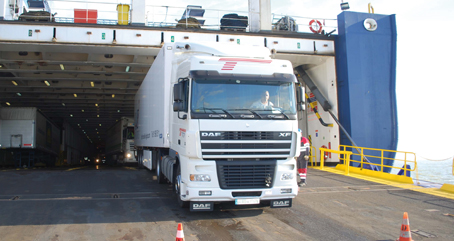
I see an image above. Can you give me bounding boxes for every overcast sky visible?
[49,0,454,160]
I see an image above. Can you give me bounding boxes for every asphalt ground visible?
[0,165,453,241]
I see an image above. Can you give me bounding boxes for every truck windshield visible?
[191,78,297,119]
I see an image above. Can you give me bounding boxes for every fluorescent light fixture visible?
[70,114,73,117]
[117,110,120,112]
[6,102,11,106]
[16,93,21,96]
[60,64,65,70]
[74,93,77,97]
[12,81,18,86]
[82,109,84,112]
[99,124,102,126]
[90,82,94,87]
[62,103,65,106]
[97,115,99,117]
[44,80,50,86]
[125,66,130,72]
[112,94,115,98]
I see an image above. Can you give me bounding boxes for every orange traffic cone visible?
[396,212,413,241]
[176,223,185,241]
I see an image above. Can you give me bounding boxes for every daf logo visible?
[279,132,291,137]
[201,132,221,137]
[193,203,211,209]
[273,200,290,206]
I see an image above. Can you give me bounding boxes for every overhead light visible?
[95,103,98,107]
[97,115,99,117]
[70,114,73,117]
[125,66,130,72]
[340,2,350,10]
[6,102,11,106]
[91,82,94,87]
[112,94,115,98]
[0,64,3,68]
[12,81,18,86]
[44,80,50,86]
[86,119,88,122]
[74,93,77,97]
[82,109,84,112]
[99,124,102,126]
[62,103,65,106]
[117,110,120,112]
[60,64,65,70]
[16,93,21,96]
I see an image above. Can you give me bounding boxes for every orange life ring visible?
[309,19,323,34]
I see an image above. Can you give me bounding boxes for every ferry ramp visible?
[0,165,453,240]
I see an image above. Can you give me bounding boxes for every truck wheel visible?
[156,159,166,184]
[174,165,189,208]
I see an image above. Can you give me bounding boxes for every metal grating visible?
[217,160,276,189]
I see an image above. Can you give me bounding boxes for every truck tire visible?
[174,165,189,208]
[156,158,166,184]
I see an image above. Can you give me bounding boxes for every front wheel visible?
[174,165,189,208]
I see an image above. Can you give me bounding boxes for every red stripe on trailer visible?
[222,61,237,70]
[23,144,32,146]
[219,58,272,63]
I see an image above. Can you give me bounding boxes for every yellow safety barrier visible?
[308,146,317,167]
[320,148,353,175]
[339,145,417,176]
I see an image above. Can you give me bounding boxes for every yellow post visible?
[345,154,350,175]
[320,150,325,170]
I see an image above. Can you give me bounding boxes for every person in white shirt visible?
[251,90,274,109]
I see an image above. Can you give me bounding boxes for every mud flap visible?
[270,199,292,208]
[190,201,214,211]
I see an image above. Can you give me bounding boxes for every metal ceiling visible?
[0,42,157,150]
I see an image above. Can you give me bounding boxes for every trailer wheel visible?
[156,158,166,184]
[174,165,189,208]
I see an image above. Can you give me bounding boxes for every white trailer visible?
[0,107,60,167]
[105,116,136,165]
[135,42,306,211]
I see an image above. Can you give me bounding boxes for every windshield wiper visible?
[201,107,234,118]
[271,108,289,119]
[230,109,262,119]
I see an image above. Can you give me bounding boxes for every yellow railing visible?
[319,148,353,175]
[339,145,417,175]
[308,146,317,167]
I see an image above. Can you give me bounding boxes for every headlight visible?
[190,174,211,182]
[281,173,294,181]
[126,153,131,158]
[96,159,99,163]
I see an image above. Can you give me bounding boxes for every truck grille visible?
[200,131,292,159]
[216,160,276,189]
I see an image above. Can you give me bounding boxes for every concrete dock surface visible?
[0,165,453,240]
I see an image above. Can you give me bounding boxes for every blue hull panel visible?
[335,12,398,172]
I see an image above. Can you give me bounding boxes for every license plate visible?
[235,198,260,205]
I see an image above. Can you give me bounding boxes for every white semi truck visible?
[134,42,305,211]
[105,117,136,165]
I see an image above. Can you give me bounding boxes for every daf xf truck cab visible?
[134,42,305,211]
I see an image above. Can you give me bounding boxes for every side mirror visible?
[297,85,305,111]
[173,80,188,119]
[174,82,184,102]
